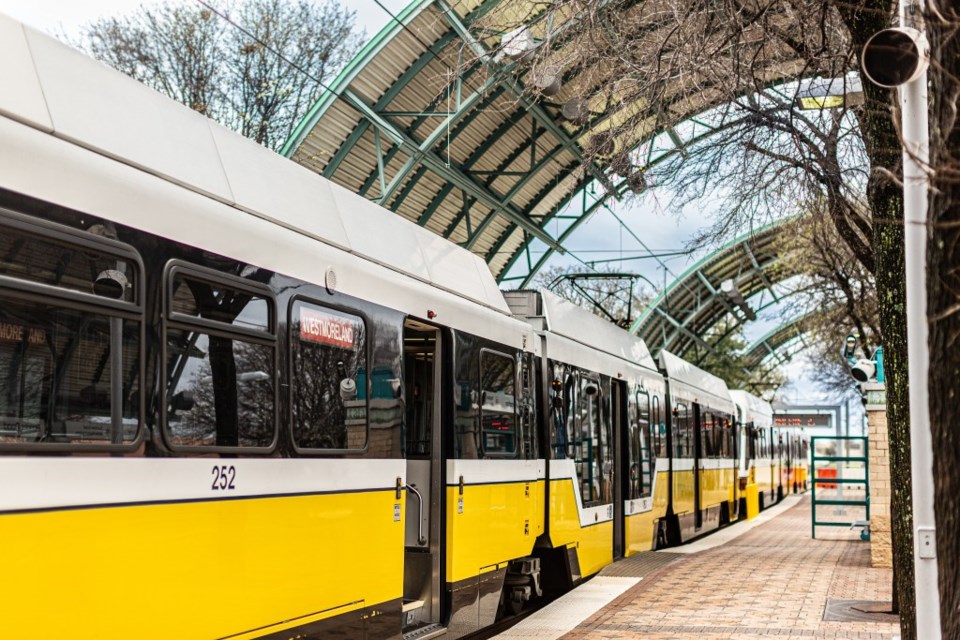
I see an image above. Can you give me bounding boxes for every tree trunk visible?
[835,0,916,633]
[926,2,960,634]
[872,192,915,635]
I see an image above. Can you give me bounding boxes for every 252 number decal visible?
[211,465,236,491]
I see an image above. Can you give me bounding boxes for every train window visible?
[630,389,652,500]
[722,417,733,457]
[0,215,144,449]
[702,412,715,457]
[0,300,141,447]
[576,375,604,505]
[563,372,576,459]
[170,273,269,333]
[479,349,517,456]
[518,353,537,460]
[164,266,276,451]
[653,395,665,458]
[673,403,690,457]
[290,301,368,452]
[547,364,575,460]
[0,220,138,304]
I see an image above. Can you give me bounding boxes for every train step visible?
[402,622,446,640]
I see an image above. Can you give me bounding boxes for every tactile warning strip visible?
[494,577,640,639]
[598,551,685,577]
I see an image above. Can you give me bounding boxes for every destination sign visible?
[299,307,356,349]
[773,413,832,428]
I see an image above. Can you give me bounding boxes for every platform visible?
[496,496,899,640]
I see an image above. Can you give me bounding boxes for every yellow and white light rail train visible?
[0,15,807,640]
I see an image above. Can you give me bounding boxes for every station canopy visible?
[629,220,800,362]
[281,0,809,287]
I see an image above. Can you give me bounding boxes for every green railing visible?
[811,436,870,540]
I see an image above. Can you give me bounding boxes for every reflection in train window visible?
[291,301,367,451]
[170,273,269,331]
[629,389,652,500]
[0,300,140,445]
[0,218,142,448]
[673,403,691,457]
[653,395,665,458]
[165,270,275,450]
[577,375,604,505]
[479,349,516,456]
[0,221,138,304]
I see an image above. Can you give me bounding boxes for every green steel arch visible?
[743,309,822,372]
[282,0,810,285]
[630,218,800,362]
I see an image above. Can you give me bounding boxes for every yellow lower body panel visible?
[446,480,543,583]
[625,510,656,556]
[0,491,403,639]
[548,478,613,578]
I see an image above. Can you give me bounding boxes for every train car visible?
[730,389,775,514]
[0,15,552,640]
[505,290,667,583]
[657,351,739,545]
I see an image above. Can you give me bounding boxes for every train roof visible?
[504,290,660,379]
[729,389,774,427]
[0,14,513,319]
[659,349,735,413]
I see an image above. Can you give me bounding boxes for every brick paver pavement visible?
[562,496,898,640]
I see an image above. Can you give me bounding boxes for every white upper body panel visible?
[540,290,658,371]
[659,349,735,414]
[730,390,774,428]
[506,290,660,384]
[0,13,527,346]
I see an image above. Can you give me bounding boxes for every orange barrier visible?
[816,467,837,490]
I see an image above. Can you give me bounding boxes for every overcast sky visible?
[0,0,853,415]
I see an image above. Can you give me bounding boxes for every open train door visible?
[401,319,446,640]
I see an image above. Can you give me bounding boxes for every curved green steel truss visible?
[628,217,800,361]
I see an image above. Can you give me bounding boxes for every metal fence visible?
[811,436,869,540]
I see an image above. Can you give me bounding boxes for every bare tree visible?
[76,0,364,150]
[775,206,880,396]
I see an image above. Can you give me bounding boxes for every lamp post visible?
[861,1,940,636]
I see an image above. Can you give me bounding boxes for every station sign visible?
[773,413,832,428]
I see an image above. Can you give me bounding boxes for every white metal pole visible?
[900,0,940,635]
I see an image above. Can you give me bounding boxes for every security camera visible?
[842,334,858,362]
[851,358,876,383]
[861,27,930,88]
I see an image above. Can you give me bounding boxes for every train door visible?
[693,403,703,530]
[775,428,784,501]
[612,380,626,560]
[402,320,445,637]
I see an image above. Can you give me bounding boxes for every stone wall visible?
[864,383,892,568]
